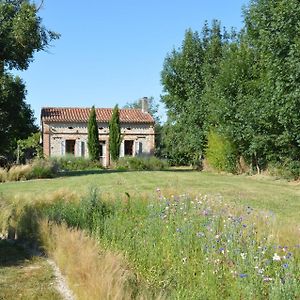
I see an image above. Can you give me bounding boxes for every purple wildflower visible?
[239,274,248,278]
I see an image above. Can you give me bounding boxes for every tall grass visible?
[0,159,58,182]
[96,194,300,299]
[2,189,299,299]
[38,222,147,300]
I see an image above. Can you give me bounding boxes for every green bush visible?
[268,159,300,180]
[52,155,103,171]
[29,159,59,179]
[116,156,169,171]
[205,130,238,173]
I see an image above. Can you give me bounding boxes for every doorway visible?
[66,140,76,155]
[124,140,134,156]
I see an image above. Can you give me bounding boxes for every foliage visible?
[268,159,300,180]
[0,0,60,71]
[116,156,169,171]
[17,132,42,163]
[109,105,121,162]
[0,0,59,159]
[161,23,231,166]
[0,74,37,158]
[29,159,58,179]
[52,155,103,171]
[205,129,238,173]
[4,189,299,299]
[160,1,300,174]
[87,106,100,161]
[0,159,58,182]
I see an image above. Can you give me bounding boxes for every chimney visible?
[140,97,149,113]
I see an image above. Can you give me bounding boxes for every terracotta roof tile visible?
[41,107,155,124]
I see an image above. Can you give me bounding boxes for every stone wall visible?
[42,121,155,167]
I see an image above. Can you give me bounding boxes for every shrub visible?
[52,156,102,171]
[268,159,300,180]
[116,156,169,171]
[205,130,238,173]
[0,168,7,182]
[30,159,59,179]
[7,164,32,181]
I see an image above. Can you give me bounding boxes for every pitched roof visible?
[41,107,155,124]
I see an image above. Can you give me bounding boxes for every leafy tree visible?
[0,0,59,158]
[0,0,59,72]
[0,74,37,158]
[244,0,300,164]
[87,106,100,161]
[161,23,227,165]
[109,105,121,162]
[16,132,42,163]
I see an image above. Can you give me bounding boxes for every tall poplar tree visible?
[87,106,100,161]
[109,105,121,162]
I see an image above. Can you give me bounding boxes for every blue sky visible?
[14,0,248,124]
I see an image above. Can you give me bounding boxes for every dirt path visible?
[0,239,75,300]
[47,258,75,300]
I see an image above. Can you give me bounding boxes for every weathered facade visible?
[41,105,155,167]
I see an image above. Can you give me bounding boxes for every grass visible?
[0,169,299,224]
[11,188,298,299]
[38,221,154,300]
[0,240,62,300]
[1,169,300,298]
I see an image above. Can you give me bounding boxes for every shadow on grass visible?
[0,239,32,267]
[57,168,196,178]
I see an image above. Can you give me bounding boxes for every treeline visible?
[0,1,59,160]
[160,0,300,176]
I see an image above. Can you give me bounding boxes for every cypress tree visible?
[87,106,100,161]
[109,105,121,162]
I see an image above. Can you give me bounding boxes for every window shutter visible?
[61,140,65,156]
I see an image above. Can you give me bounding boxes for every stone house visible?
[41,102,155,167]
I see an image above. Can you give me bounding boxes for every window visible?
[124,140,134,156]
[99,141,106,157]
[66,140,76,155]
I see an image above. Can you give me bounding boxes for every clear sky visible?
[14,0,249,125]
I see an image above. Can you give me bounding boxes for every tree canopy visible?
[160,0,300,175]
[0,0,59,158]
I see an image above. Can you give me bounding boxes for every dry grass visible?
[0,167,7,182]
[38,221,152,300]
[6,164,32,181]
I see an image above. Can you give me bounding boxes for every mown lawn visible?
[0,240,62,300]
[0,169,299,224]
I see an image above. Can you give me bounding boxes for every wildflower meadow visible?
[40,189,300,299]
